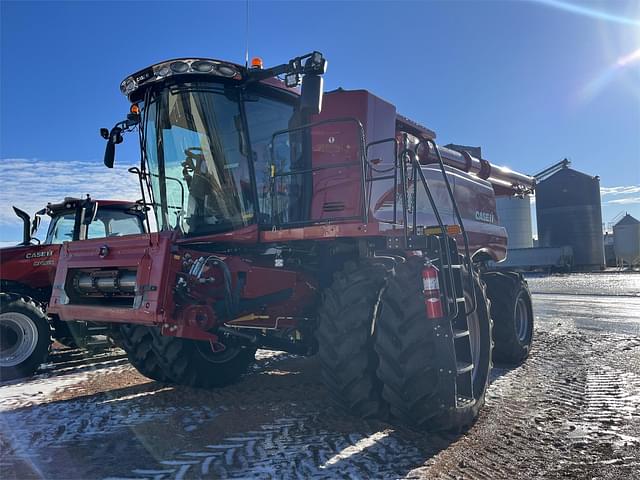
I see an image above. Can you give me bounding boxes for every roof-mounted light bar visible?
[120,58,243,97]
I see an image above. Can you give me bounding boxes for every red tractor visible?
[49,52,535,430]
[0,196,147,380]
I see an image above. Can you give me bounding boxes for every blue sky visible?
[1,0,639,243]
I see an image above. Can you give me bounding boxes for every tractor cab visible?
[102,53,327,239]
[12,196,147,246]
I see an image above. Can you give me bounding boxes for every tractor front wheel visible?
[0,293,52,381]
[149,331,256,389]
[375,257,492,431]
[119,324,171,382]
[316,260,388,418]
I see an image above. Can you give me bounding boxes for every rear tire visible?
[483,272,534,365]
[316,260,388,418]
[0,293,52,381]
[375,257,492,431]
[149,330,256,389]
[119,324,171,382]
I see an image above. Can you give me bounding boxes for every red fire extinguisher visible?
[422,263,444,319]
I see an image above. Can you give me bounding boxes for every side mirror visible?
[102,126,123,168]
[300,74,323,115]
[104,141,116,168]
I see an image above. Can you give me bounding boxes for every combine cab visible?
[49,52,535,430]
[0,197,147,380]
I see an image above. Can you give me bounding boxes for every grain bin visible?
[496,195,533,249]
[535,167,604,270]
[613,213,640,266]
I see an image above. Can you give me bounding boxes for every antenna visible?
[244,0,249,68]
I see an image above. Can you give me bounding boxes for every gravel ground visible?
[1,273,639,479]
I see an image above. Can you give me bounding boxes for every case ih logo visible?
[475,211,495,224]
[25,250,54,259]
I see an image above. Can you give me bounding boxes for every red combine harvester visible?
[49,52,535,430]
[0,197,147,380]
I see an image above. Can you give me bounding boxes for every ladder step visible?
[456,297,466,303]
[441,264,462,269]
[457,361,474,375]
[454,329,469,339]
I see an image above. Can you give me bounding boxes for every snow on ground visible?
[1,275,639,479]
[0,371,88,413]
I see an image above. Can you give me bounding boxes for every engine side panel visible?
[0,244,61,301]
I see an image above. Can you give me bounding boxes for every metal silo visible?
[613,214,640,266]
[496,195,533,248]
[535,166,604,270]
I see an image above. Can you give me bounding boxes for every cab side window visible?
[244,95,297,224]
[46,214,75,244]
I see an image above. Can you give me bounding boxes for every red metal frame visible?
[48,85,529,346]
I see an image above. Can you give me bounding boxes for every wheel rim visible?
[466,294,482,386]
[0,312,39,367]
[196,340,242,363]
[514,294,530,343]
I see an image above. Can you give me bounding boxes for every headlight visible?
[170,61,189,73]
[217,65,237,77]
[120,58,243,97]
[192,60,215,73]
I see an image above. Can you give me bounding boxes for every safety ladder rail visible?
[399,143,460,322]
[268,117,368,228]
[417,139,477,316]
[406,139,479,403]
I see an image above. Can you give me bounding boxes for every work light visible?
[120,58,242,96]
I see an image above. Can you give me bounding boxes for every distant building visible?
[604,232,616,267]
[496,196,533,249]
[536,167,604,271]
[613,213,640,267]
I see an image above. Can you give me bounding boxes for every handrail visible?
[266,118,473,319]
[365,137,398,224]
[419,139,477,316]
[402,141,459,322]
[128,166,152,234]
[269,117,367,227]
[128,168,186,229]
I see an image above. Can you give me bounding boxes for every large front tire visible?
[0,293,52,381]
[316,261,388,418]
[119,324,171,382]
[375,258,492,431]
[483,272,534,365]
[149,330,256,389]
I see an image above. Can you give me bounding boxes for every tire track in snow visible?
[2,324,640,479]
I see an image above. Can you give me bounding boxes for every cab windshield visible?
[45,208,145,244]
[144,84,255,234]
[143,82,305,235]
